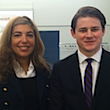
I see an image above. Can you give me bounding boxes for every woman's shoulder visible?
[35,67,51,78]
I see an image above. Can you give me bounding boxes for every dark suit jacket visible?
[49,49,110,110]
[0,68,50,110]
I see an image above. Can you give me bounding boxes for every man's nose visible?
[86,30,93,38]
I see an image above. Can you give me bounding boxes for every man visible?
[49,6,110,110]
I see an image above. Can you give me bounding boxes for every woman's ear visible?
[70,28,76,38]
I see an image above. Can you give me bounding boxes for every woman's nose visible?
[21,35,28,43]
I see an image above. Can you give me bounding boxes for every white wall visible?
[0,0,110,59]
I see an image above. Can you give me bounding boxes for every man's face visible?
[71,17,105,57]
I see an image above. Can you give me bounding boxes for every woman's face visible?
[11,24,35,60]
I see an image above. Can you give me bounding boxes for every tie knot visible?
[86,58,93,64]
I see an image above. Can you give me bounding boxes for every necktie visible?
[84,58,93,110]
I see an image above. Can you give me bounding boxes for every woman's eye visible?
[28,34,34,37]
[14,34,20,37]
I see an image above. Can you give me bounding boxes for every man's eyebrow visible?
[91,26,100,28]
[79,27,87,30]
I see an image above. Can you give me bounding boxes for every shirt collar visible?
[13,60,35,78]
[78,47,102,64]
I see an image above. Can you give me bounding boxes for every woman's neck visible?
[16,57,30,74]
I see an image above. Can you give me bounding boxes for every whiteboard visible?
[0,10,33,37]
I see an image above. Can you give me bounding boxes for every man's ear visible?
[71,28,76,38]
[102,28,105,36]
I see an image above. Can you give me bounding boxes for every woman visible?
[0,16,51,110]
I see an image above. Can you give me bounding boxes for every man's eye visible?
[91,28,99,32]
[79,30,87,32]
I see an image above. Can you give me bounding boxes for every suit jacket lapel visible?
[37,69,44,101]
[68,52,87,110]
[9,73,25,103]
[92,49,110,109]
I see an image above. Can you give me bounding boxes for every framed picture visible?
[0,10,33,37]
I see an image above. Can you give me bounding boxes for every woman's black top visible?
[18,76,41,110]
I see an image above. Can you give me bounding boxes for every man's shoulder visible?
[54,52,77,66]
[102,49,110,58]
